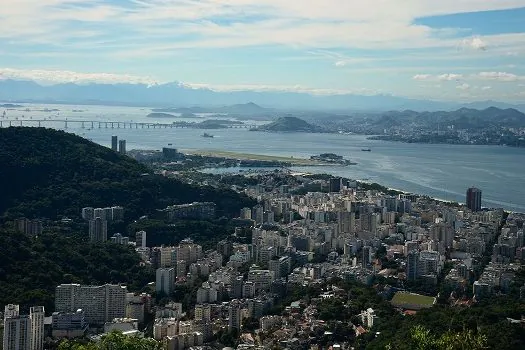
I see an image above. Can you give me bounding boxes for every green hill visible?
[0,229,153,313]
[254,116,324,132]
[0,127,254,219]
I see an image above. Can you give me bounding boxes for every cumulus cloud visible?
[0,68,158,85]
[461,36,488,51]
[413,74,433,80]
[413,73,462,81]
[334,61,347,67]
[438,73,462,81]
[456,83,470,90]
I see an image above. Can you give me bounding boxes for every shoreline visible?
[201,166,521,214]
[367,135,525,148]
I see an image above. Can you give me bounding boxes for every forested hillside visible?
[0,229,153,313]
[0,127,254,219]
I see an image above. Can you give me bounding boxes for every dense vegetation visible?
[360,295,525,350]
[268,277,525,349]
[0,127,255,220]
[129,218,235,249]
[0,229,154,313]
[58,331,161,350]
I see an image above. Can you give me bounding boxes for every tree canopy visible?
[58,331,162,350]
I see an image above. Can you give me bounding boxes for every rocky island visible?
[251,116,324,133]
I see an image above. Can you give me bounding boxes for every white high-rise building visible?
[81,207,94,220]
[111,206,124,221]
[136,231,147,248]
[3,314,31,350]
[55,284,127,325]
[2,304,43,350]
[156,268,176,296]
[89,217,108,243]
[93,208,106,220]
[4,304,20,321]
[30,306,45,350]
[228,302,242,332]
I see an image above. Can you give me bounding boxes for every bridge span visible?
[0,119,256,129]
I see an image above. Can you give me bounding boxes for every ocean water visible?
[2,103,525,212]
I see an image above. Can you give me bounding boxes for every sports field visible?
[391,292,436,310]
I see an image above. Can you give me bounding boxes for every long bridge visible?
[0,119,257,129]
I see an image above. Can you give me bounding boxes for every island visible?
[310,153,357,165]
[147,112,201,119]
[0,103,24,108]
[251,116,325,133]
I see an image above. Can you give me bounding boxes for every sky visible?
[1,0,525,101]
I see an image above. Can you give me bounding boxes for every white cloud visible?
[0,68,158,85]
[456,83,470,90]
[334,61,347,67]
[477,71,525,82]
[414,72,525,84]
[2,0,525,51]
[438,73,463,81]
[461,36,488,51]
[413,74,433,80]
[184,82,381,96]
[412,73,463,81]
[481,86,492,90]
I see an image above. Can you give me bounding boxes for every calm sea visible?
[3,103,525,212]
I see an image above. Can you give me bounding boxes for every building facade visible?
[466,187,482,212]
[55,284,127,325]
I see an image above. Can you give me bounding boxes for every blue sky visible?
[1,0,525,101]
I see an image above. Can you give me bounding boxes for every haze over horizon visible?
[1,1,525,103]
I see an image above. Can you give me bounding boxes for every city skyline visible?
[1,1,525,101]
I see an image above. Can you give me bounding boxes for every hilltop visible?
[253,116,324,133]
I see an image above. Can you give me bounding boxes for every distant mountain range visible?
[1,79,525,112]
[371,107,525,129]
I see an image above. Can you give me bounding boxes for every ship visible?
[202,133,214,138]
[361,148,371,152]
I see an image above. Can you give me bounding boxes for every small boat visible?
[202,133,214,138]
[361,148,371,152]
